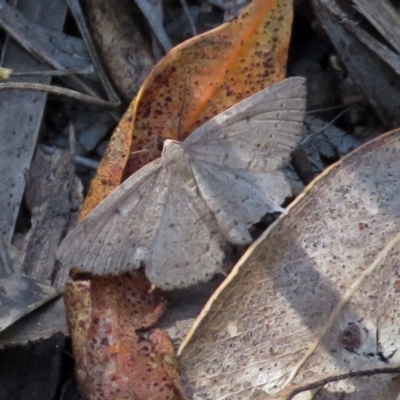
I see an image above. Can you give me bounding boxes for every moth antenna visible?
[302,108,350,145]
[130,149,149,156]
[306,104,346,114]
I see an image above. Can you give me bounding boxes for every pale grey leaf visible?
[0,273,59,332]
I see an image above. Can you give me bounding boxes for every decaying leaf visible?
[58,78,306,289]
[298,115,360,175]
[65,269,186,399]
[134,0,172,53]
[0,297,67,349]
[85,0,155,102]
[0,145,80,346]
[178,128,400,399]
[124,0,294,175]
[81,0,294,217]
[353,0,400,56]
[311,0,400,128]
[0,273,59,332]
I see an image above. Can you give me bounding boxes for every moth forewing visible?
[56,159,169,275]
[182,77,307,172]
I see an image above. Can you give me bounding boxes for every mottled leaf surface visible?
[179,128,400,399]
[81,0,294,217]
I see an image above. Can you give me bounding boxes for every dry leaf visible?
[80,0,294,217]
[134,0,172,53]
[353,0,400,55]
[299,115,360,174]
[0,146,80,345]
[0,273,59,332]
[65,270,186,399]
[179,128,400,399]
[0,297,67,349]
[85,0,155,102]
[311,0,400,128]
[58,78,306,288]
[125,0,294,175]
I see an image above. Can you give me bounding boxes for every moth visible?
[57,77,306,289]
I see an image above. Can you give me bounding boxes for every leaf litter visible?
[58,1,299,398]
[1,0,398,400]
[178,128,400,399]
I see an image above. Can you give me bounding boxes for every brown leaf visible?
[65,270,186,399]
[79,103,135,220]
[81,0,294,217]
[179,128,400,399]
[125,0,294,175]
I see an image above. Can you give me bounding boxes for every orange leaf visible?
[124,0,293,175]
[64,271,185,399]
[81,0,293,216]
[79,103,135,221]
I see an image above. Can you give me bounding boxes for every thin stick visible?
[306,104,347,114]
[10,66,94,77]
[0,0,112,104]
[286,367,400,400]
[301,108,349,145]
[65,0,121,104]
[0,81,120,109]
[68,123,77,158]
[179,0,197,36]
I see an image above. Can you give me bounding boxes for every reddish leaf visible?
[65,271,185,399]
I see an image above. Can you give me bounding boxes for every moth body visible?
[162,139,199,193]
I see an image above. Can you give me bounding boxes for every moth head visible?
[162,138,182,156]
